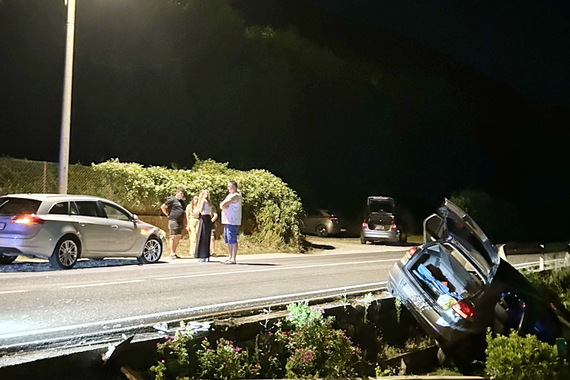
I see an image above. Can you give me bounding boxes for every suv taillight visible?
[390,222,398,230]
[452,300,475,320]
[361,221,368,229]
[11,214,44,225]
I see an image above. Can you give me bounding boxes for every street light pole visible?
[58,0,76,194]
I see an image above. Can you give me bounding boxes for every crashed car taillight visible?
[404,246,417,260]
[452,300,475,320]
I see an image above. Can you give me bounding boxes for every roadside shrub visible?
[525,267,570,310]
[151,322,199,380]
[485,330,568,380]
[151,301,364,379]
[264,301,364,379]
[197,338,261,380]
[93,157,304,251]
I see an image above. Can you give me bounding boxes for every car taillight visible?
[452,300,475,320]
[361,221,368,229]
[328,217,338,222]
[404,246,417,259]
[11,214,44,225]
[390,223,398,230]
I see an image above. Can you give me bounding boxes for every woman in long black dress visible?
[195,190,216,262]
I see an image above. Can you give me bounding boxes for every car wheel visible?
[49,236,80,269]
[315,225,328,237]
[138,237,162,264]
[0,253,17,264]
[360,237,367,244]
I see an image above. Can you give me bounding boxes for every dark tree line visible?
[0,0,569,241]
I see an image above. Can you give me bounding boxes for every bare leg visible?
[171,235,181,255]
[229,243,238,262]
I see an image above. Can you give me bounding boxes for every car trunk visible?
[411,244,484,306]
[366,196,395,229]
[0,198,43,239]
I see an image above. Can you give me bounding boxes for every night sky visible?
[0,0,569,241]
[305,0,570,107]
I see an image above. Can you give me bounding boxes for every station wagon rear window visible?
[0,198,41,215]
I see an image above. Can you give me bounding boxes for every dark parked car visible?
[387,199,567,371]
[300,209,347,237]
[360,196,402,244]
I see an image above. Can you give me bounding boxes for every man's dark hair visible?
[174,187,185,195]
[229,181,238,189]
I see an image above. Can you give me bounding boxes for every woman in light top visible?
[185,195,200,256]
[194,190,217,262]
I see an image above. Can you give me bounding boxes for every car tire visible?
[138,237,162,264]
[315,225,328,237]
[360,237,367,244]
[49,236,80,269]
[0,253,17,264]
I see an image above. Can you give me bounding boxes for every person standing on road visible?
[160,188,186,259]
[185,195,200,256]
[195,189,216,262]
[220,181,242,264]
[209,203,219,256]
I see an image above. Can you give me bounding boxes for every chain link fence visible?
[0,157,170,231]
[0,157,115,198]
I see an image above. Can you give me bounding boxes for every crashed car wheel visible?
[0,253,17,264]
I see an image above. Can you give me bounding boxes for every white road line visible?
[0,281,388,340]
[0,289,29,295]
[157,259,398,280]
[64,280,144,289]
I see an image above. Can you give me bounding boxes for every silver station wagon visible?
[0,194,166,269]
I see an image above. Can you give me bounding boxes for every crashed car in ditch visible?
[387,199,567,371]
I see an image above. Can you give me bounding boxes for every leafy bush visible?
[151,301,364,379]
[197,338,260,380]
[92,157,304,251]
[151,322,199,380]
[485,330,568,380]
[276,302,364,379]
[525,267,570,311]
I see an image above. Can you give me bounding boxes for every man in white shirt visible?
[220,181,242,264]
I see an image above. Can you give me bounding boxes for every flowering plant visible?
[197,338,261,380]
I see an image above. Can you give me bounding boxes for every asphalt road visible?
[0,240,405,354]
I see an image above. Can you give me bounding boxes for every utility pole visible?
[58,0,76,194]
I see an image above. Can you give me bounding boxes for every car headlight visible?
[140,228,152,236]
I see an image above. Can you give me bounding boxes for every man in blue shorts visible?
[220,181,242,264]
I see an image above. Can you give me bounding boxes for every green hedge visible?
[0,157,304,250]
[486,330,568,379]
